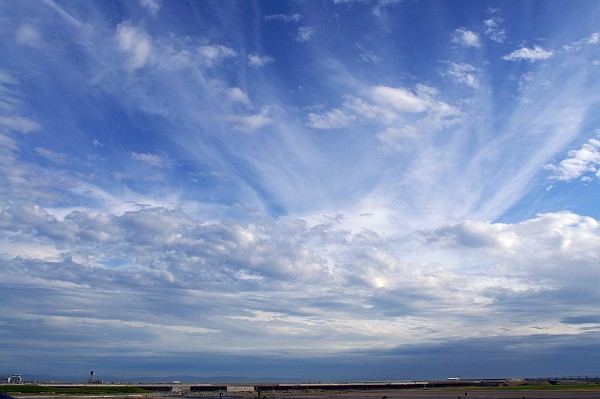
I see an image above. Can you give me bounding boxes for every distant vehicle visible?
[447,376,461,380]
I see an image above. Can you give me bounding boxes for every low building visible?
[0,374,22,384]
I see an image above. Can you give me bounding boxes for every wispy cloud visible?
[264,13,302,23]
[308,84,461,149]
[296,26,316,42]
[139,0,160,16]
[483,16,506,43]
[307,108,355,129]
[130,152,166,167]
[0,115,42,133]
[248,53,274,67]
[198,44,237,66]
[503,45,553,62]
[445,62,480,88]
[116,23,152,69]
[36,147,68,164]
[227,108,273,131]
[15,23,42,47]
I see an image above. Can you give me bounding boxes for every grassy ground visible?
[487,383,600,391]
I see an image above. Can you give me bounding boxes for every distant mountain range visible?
[1,373,308,384]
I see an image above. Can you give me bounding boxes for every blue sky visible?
[1,0,600,381]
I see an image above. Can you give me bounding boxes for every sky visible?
[1,0,600,382]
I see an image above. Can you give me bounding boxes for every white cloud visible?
[483,17,506,43]
[198,44,237,66]
[264,13,302,23]
[0,70,18,86]
[451,28,481,48]
[586,32,600,44]
[376,125,420,147]
[2,203,600,356]
[517,71,551,92]
[446,62,480,88]
[35,147,68,164]
[545,133,600,181]
[370,85,428,113]
[307,84,460,146]
[295,26,316,42]
[307,108,356,129]
[332,0,369,3]
[41,0,82,28]
[563,32,600,52]
[357,44,382,64]
[228,108,273,131]
[116,23,152,69]
[0,115,42,133]
[130,151,165,167]
[139,0,160,15]
[503,45,553,62]
[15,23,42,47]
[248,53,274,67]
[227,87,252,106]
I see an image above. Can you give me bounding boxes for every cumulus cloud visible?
[248,53,274,67]
[503,45,553,62]
[2,202,600,360]
[451,28,481,47]
[116,23,152,69]
[545,133,600,181]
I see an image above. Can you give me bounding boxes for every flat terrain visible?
[4,385,600,399]
[215,388,600,399]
